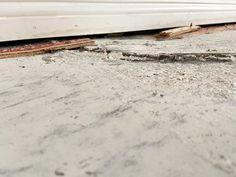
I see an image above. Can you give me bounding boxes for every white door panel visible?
[0,0,235,41]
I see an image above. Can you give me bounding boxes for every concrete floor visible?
[0,30,236,177]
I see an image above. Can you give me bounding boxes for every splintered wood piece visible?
[155,23,236,40]
[0,38,95,59]
[155,26,201,40]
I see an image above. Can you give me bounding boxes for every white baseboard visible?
[0,0,236,42]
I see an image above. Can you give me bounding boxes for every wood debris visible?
[0,38,95,59]
[155,23,236,40]
[155,25,201,40]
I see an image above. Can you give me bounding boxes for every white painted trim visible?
[0,0,236,42]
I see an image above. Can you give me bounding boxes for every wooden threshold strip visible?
[0,38,95,59]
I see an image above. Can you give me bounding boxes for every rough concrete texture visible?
[94,30,236,54]
[0,30,236,177]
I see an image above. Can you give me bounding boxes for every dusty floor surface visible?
[0,31,236,177]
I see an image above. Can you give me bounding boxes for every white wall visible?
[0,0,236,41]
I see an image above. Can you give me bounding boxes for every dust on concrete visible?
[0,31,236,177]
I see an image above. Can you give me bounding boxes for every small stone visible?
[152,91,157,96]
[55,169,65,176]
[219,155,224,158]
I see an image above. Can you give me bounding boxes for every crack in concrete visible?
[121,52,236,63]
[82,47,236,63]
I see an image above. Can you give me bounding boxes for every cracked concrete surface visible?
[0,30,236,177]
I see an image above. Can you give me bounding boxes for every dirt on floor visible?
[0,30,236,177]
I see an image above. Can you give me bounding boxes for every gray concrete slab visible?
[0,30,236,177]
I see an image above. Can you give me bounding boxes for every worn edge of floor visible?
[82,46,236,63]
